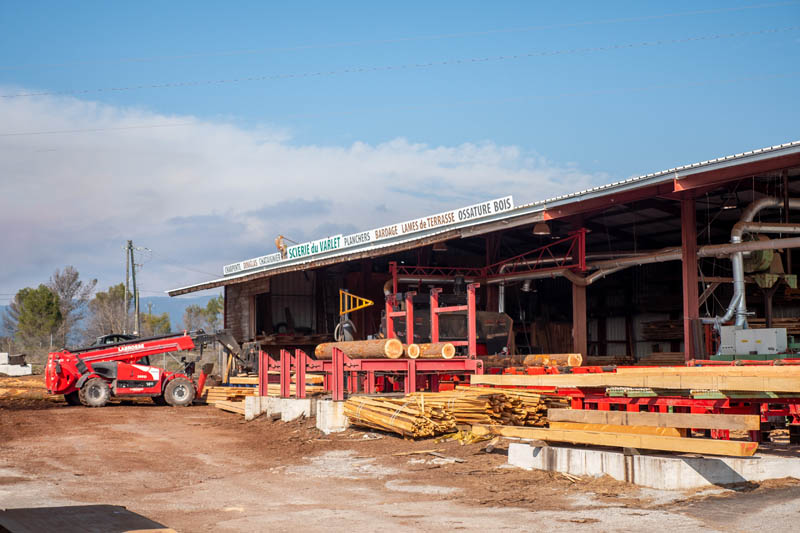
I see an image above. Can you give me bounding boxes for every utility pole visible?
[124,240,131,334]
[130,242,140,335]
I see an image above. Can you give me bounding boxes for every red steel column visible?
[572,283,587,358]
[294,349,306,399]
[681,194,699,361]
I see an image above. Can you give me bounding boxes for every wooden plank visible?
[547,408,761,431]
[548,421,685,437]
[470,372,800,393]
[228,376,259,385]
[616,366,800,376]
[470,424,758,457]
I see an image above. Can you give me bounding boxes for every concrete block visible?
[244,396,316,422]
[508,442,800,490]
[0,353,8,365]
[316,399,350,434]
[0,364,32,377]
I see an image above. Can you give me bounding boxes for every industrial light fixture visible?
[532,222,551,235]
[432,242,448,252]
[721,193,738,211]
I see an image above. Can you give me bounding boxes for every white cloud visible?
[0,91,607,295]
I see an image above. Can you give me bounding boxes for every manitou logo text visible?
[117,344,145,352]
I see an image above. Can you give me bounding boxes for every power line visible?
[2,26,797,99]
[0,1,795,71]
[0,70,797,137]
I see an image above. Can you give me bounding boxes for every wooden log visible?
[522,353,583,367]
[314,339,404,359]
[406,342,456,359]
[470,424,759,457]
[548,421,685,437]
[547,409,761,431]
[470,372,800,393]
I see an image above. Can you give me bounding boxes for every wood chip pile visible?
[343,396,457,438]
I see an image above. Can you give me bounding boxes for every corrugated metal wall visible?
[589,312,685,358]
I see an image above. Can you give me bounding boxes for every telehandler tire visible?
[164,378,195,407]
[152,395,168,406]
[64,391,81,406]
[79,378,110,407]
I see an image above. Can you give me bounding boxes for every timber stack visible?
[343,396,456,438]
[457,385,569,426]
[406,388,526,425]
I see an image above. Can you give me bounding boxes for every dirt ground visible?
[1,376,799,532]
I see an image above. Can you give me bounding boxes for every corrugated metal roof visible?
[168,140,800,296]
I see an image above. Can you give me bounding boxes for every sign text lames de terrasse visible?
[222,195,514,276]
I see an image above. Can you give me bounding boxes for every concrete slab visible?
[0,364,32,376]
[508,442,800,490]
[316,399,350,434]
[244,396,316,422]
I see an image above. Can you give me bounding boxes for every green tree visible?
[86,284,131,340]
[205,295,223,332]
[182,304,206,332]
[3,285,62,352]
[48,266,97,346]
[141,312,171,337]
[182,295,223,333]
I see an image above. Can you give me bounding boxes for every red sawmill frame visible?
[390,228,587,284]
[259,348,483,401]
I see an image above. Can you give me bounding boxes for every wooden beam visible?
[615,366,800,375]
[470,424,758,457]
[470,372,800,392]
[547,408,761,431]
[548,421,685,437]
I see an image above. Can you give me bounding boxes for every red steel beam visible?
[681,194,700,361]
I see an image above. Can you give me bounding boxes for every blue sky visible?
[0,1,799,300]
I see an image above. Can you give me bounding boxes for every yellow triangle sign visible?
[339,290,374,316]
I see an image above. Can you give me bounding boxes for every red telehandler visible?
[45,330,241,407]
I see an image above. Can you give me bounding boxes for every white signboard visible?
[286,234,343,260]
[222,195,514,275]
[223,252,283,276]
[370,196,513,242]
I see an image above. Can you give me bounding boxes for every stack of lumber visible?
[748,317,800,335]
[471,408,764,456]
[457,385,569,426]
[262,384,327,396]
[406,388,526,425]
[343,396,456,438]
[530,321,573,353]
[641,320,683,340]
[202,386,257,405]
[470,423,759,457]
[214,400,246,415]
[637,352,685,366]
